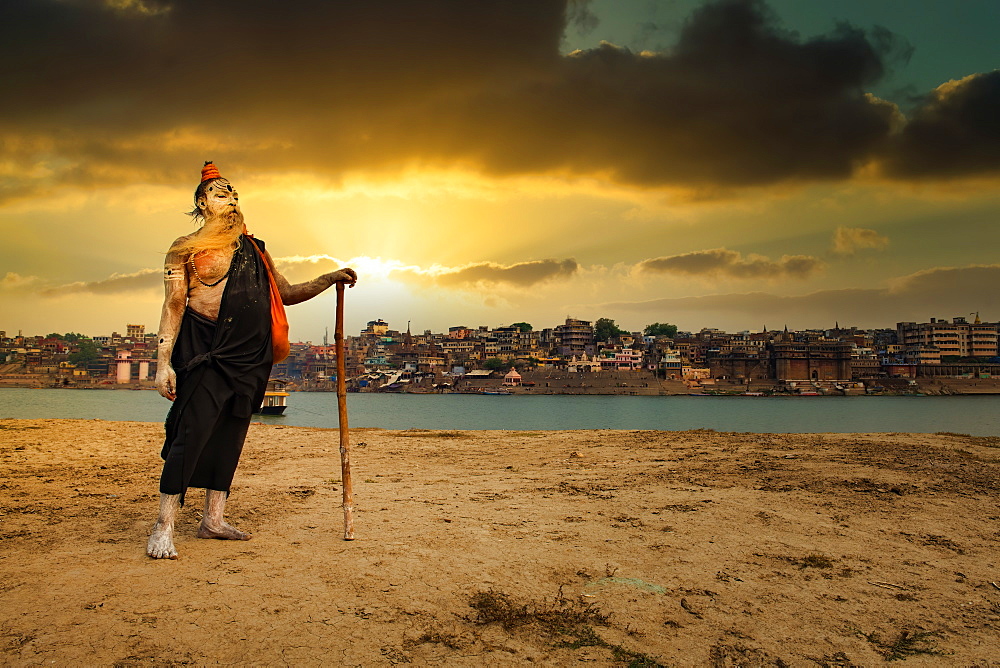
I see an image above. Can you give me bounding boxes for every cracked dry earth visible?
[1,419,1000,666]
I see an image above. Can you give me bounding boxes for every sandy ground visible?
[1,419,999,666]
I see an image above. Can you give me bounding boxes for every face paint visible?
[199,178,241,221]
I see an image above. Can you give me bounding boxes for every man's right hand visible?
[155,365,177,401]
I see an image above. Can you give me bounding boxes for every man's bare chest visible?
[189,249,234,288]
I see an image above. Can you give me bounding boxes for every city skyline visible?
[3,311,993,346]
[2,0,999,342]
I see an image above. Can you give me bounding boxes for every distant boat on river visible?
[255,380,289,415]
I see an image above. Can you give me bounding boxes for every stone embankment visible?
[916,377,1000,395]
[6,369,1000,395]
[439,372,1000,396]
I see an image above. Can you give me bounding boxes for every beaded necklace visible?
[190,254,230,287]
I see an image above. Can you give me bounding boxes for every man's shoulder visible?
[165,233,195,261]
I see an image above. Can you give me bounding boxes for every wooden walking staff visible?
[335,283,355,540]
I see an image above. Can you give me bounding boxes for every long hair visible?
[187,176,221,223]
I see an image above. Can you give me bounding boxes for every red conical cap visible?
[201,161,221,182]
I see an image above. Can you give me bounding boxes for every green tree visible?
[513,356,540,370]
[48,332,86,342]
[511,322,533,332]
[483,357,509,372]
[644,322,678,338]
[594,318,627,343]
[68,339,100,366]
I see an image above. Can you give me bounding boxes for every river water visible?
[1,388,998,435]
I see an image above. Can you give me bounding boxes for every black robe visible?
[160,235,273,503]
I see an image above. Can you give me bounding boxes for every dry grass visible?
[857,629,943,660]
[796,553,835,569]
[466,588,608,634]
[466,588,664,667]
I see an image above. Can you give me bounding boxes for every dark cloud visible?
[42,268,160,296]
[882,70,1000,179]
[0,0,995,200]
[452,0,904,187]
[565,0,598,36]
[0,0,568,198]
[428,259,579,287]
[638,248,823,279]
[602,265,1000,329]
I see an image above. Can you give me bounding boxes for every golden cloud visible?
[832,226,889,254]
[1,272,39,291]
[425,259,579,287]
[42,269,161,296]
[602,264,1000,329]
[273,255,579,288]
[637,249,823,280]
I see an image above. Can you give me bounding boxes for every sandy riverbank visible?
[1,419,999,665]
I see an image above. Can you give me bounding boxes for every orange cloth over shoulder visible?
[250,239,290,364]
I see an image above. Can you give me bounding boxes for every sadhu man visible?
[147,162,356,559]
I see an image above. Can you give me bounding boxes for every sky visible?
[1,0,998,341]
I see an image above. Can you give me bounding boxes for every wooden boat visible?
[255,380,289,415]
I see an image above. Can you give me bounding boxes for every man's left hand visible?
[329,268,357,288]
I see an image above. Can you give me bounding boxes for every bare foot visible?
[197,521,252,541]
[147,522,178,559]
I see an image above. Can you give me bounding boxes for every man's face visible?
[199,179,241,222]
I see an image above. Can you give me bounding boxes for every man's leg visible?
[147,493,181,559]
[198,489,252,541]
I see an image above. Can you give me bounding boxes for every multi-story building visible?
[598,347,643,370]
[493,326,520,358]
[518,329,540,356]
[970,319,999,358]
[538,328,557,354]
[554,318,595,357]
[440,338,476,360]
[709,345,770,380]
[362,319,389,337]
[658,350,684,378]
[897,317,998,361]
[482,336,500,358]
[770,335,853,381]
[850,345,882,378]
